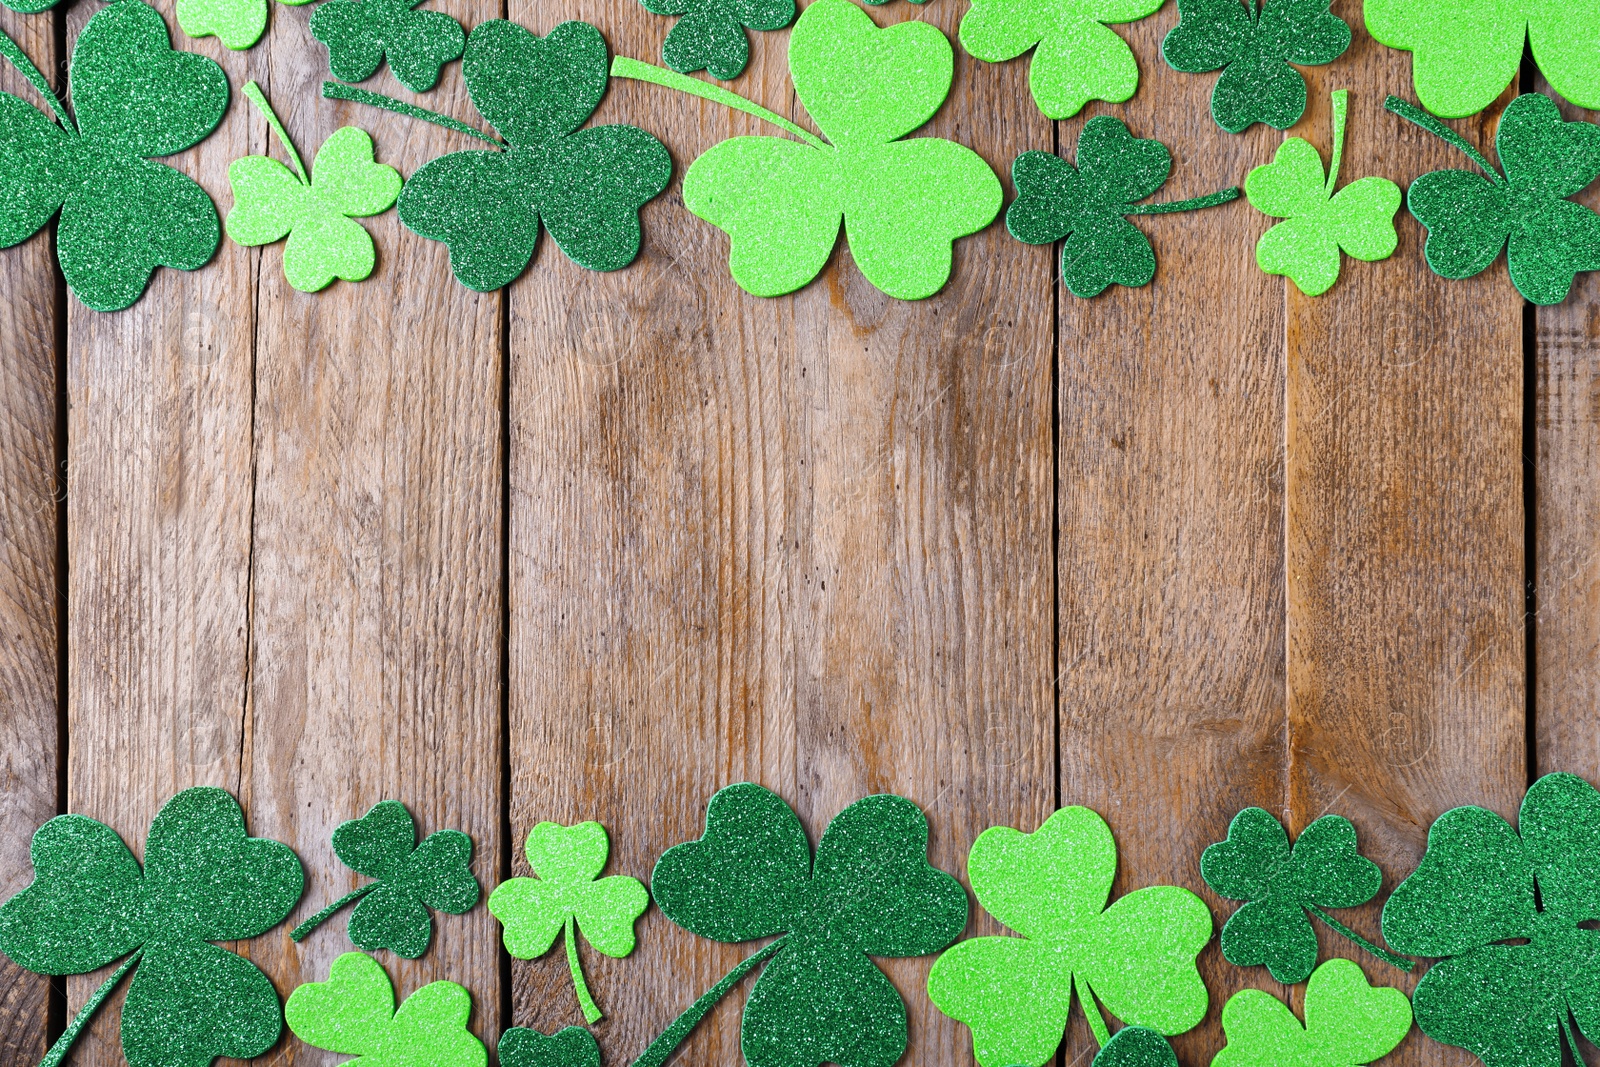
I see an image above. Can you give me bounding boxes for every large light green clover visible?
[926,807,1212,1066]
[1366,0,1600,117]
[1212,959,1413,1067]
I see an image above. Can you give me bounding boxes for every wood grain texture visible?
[0,8,58,1064]
[505,3,1052,1067]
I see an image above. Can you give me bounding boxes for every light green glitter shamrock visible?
[1212,959,1413,1067]
[286,951,486,1067]
[178,0,312,49]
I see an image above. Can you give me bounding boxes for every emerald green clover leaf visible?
[1386,92,1600,305]
[1367,0,1600,118]
[178,0,313,50]
[1381,773,1600,1067]
[1212,959,1413,1067]
[638,0,794,81]
[958,0,1163,119]
[285,951,487,1067]
[0,787,303,1067]
[499,1025,602,1067]
[0,2,225,311]
[926,807,1212,1066]
[488,821,647,1024]
[310,0,466,93]
[1161,0,1349,133]
[1006,117,1239,298]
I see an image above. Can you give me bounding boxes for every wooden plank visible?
[506,3,1052,1067]
[0,7,60,1063]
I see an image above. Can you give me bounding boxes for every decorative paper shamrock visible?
[1244,90,1400,296]
[1385,93,1600,306]
[617,0,999,301]
[178,0,312,50]
[327,19,671,291]
[285,951,486,1067]
[1092,1028,1182,1067]
[0,787,303,1067]
[1382,772,1600,1067]
[289,799,479,958]
[631,782,967,1067]
[227,82,402,293]
[1366,0,1600,118]
[1211,959,1413,1067]
[1006,118,1239,299]
[1202,803,1412,983]
[1161,0,1350,133]
[956,0,1162,119]
[500,1026,602,1067]
[0,2,226,312]
[488,821,648,1024]
[310,0,466,93]
[926,806,1212,1065]
[637,0,794,80]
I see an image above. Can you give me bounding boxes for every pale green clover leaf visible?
[286,951,487,1067]
[1212,959,1412,1067]
[959,0,1163,119]
[926,807,1212,1066]
[682,0,1001,300]
[178,0,314,50]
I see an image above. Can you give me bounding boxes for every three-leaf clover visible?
[926,806,1212,1065]
[488,821,648,1024]
[639,782,968,1067]
[290,799,479,958]
[227,82,403,293]
[1161,0,1350,133]
[178,0,312,50]
[1202,802,1412,983]
[499,1025,601,1067]
[957,0,1163,119]
[1006,117,1239,299]
[310,0,466,93]
[1245,90,1400,296]
[0,2,226,312]
[1212,959,1413,1067]
[638,0,794,80]
[1366,0,1600,118]
[1382,772,1600,1067]
[285,951,486,1067]
[0,787,303,1067]
[1385,92,1600,306]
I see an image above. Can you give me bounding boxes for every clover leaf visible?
[926,807,1211,1066]
[178,0,313,50]
[1006,117,1239,298]
[488,821,648,1024]
[1212,959,1413,1067]
[1162,0,1349,133]
[500,1025,602,1067]
[638,0,794,81]
[957,0,1162,119]
[286,951,487,1067]
[636,782,967,1067]
[1203,802,1412,982]
[1382,772,1600,1067]
[1245,90,1400,296]
[1367,0,1600,118]
[0,787,303,1067]
[310,0,466,93]
[1386,92,1600,305]
[0,2,225,311]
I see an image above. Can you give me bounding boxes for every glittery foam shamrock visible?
[499,1025,601,1067]
[926,807,1212,1065]
[178,0,313,50]
[637,0,794,80]
[310,0,466,93]
[1212,959,1413,1067]
[285,951,486,1067]
[0,787,304,1067]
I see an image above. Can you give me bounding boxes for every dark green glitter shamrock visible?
[637,0,794,81]
[1382,772,1600,1067]
[310,0,466,93]
[632,783,968,1067]
[1007,116,1239,298]
[1202,808,1413,984]
[0,787,303,1067]
[1161,0,1350,133]
[1386,92,1600,305]
[1094,1028,1180,1067]
[290,799,480,959]
[500,1025,602,1067]
[0,1,226,312]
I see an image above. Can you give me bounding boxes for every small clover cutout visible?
[499,1025,602,1067]
[638,0,795,81]
[179,0,313,50]
[290,799,480,959]
[310,0,466,93]
[286,951,487,1067]
[1095,1028,1180,1067]
[489,821,648,1024]
[1213,959,1413,1067]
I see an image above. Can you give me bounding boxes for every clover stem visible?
[1124,187,1242,215]
[1073,974,1111,1050]
[1383,95,1500,182]
[38,949,142,1067]
[1304,905,1415,972]
[321,82,503,147]
[290,882,378,942]
[1325,88,1348,196]
[628,934,791,1067]
[566,914,603,1024]
[609,57,829,152]
[0,23,73,132]
[243,80,309,185]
